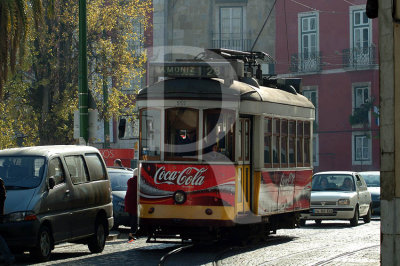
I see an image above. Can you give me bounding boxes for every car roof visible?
[107,167,134,173]
[313,171,357,176]
[0,145,100,157]
[358,171,380,175]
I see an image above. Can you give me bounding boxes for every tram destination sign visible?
[151,62,232,79]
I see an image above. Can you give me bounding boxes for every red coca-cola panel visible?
[140,163,236,207]
[258,169,312,215]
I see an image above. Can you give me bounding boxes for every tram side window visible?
[203,109,235,161]
[264,118,272,167]
[165,108,198,160]
[289,121,296,166]
[272,119,280,167]
[304,121,311,166]
[297,121,304,166]
[281,119,288,166]
[140,109,161,160]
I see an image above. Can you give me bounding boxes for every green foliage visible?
[1,0,152,147]
[0,75,40,149]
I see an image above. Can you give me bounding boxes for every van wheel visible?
[88,219,106,253]
[363,205,372,223]
[350,206,359,226]
[299,219,306,227]
[30,226,52,261]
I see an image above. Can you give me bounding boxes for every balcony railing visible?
[212,33,251,51]
[290,51,322,73]
[342,46,377,69]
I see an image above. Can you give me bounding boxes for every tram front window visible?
[203,109,235,162]
[165,108,198,159]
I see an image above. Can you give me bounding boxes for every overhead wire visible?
[289,0,358,14]
[250,0,278,52]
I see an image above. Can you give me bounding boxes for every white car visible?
[301,171,372,226]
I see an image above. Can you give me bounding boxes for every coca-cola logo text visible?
[280,172,295,187]
[154,166,207,186]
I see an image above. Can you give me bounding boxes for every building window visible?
[295,12,319,72]
[303,88,318,124]
[349,7,373,67]
[215,7,246,50]
[351,83,371,126]
[352,132,372,165]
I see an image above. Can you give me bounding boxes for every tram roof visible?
[137,78,314,109]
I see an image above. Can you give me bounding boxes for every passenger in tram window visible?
[203,144,230,161]
[203,144,220,160]
[176,129,196,156]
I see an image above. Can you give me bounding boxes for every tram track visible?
[158,244,194,266]
[213,235,293,266]
[310,244,380,266]
[258,242,379,265]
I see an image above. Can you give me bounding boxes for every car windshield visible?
[360,173,380,187]
[108,171,133,191]
[312,174,355,192]
[0,156,46,189]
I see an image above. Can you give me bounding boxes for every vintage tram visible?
[137,49,315,242]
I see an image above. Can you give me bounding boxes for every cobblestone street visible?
[11,219,380,266]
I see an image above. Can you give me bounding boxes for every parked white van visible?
[0,145,113,261]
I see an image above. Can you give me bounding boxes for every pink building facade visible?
[275,0,380,172]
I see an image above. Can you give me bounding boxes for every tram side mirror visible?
[48,176,56,190]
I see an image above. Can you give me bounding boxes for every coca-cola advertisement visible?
[257,170,312,215]
[140,163,236,207]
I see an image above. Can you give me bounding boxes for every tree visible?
[0,0,152,147]
[0,0,43,99]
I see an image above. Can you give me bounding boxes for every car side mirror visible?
[48,176,56,189]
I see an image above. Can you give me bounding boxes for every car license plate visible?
[314,209,333,214]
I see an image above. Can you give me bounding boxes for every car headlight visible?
[173,190,187,204]
[338,199,350,205]
[4,211,37,222]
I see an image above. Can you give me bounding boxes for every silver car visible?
[301,171,372,226]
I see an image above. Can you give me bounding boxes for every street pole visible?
[379,0,400,264]
[79,0,89,144]
[103,76,110,148]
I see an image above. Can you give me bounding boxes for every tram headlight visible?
[173,190,187,204]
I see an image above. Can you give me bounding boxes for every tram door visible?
[236,118,251,214]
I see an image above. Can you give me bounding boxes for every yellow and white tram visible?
[136,49,315,242]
